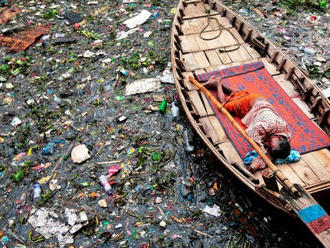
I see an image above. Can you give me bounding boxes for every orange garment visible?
[223,90,262,118]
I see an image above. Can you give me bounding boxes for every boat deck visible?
[175,0,330,195]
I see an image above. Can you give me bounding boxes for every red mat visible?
[196,61,330,159]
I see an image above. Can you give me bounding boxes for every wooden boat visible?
[171,0,330,246]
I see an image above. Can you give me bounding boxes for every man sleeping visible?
[203,75,300,172]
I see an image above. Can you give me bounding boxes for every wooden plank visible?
[260,58,279,76]
[290,160,320,186]
[214,15,232,29]
[310,149,330,174]
[273,74,296,97]
[181,15,232,35]
[183,72,198,90]
[194,69,206,76]
[301,153,330,182]
[242,43,260,59]
[184,2,206,17]
[208,115,228,142]
[227,28,244,43]
[217,142,243,165]
[226,46,242,63]
[216,49,232,64]
[193,51,211,69]
[218,28,238,47]
[200,93,215,115]
[180,35,200,53]
[237,46,252,61]
[181,28,243,53]
[277,164,306,187]
[205,50,223,66]
[187,90,208,116]
[182,53,199,71]
[273,74,314,119]
[199,117,221,144]
[214,59,259,71]
[181,17,207,35]
[291,99,315,119]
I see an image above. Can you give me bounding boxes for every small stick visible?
[50,144,74,176]
[192,228,213,238]
[95,160,122,165]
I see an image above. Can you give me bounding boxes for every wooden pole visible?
[188,75,298,195]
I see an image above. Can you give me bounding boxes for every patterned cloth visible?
[243,149,301,166]
[241,98,291,146]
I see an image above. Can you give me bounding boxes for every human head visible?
[264,135,290,160]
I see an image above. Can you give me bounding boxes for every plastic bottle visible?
[183,130,194,152]
[171,102,179,120]
[99,175,112,195]
[33,182,41,201]
[159,99,167,114]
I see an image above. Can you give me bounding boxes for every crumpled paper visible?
[125,78,162,95]
[28,208,88,247]
[202,204,221,217]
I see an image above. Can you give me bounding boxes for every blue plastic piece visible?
[42,139,65,155]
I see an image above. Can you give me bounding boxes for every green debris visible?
[42,9,58,19]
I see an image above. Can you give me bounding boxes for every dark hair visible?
[268,136,291,160]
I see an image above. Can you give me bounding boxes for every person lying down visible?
[203,75,301,173]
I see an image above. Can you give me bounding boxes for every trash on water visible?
[125,78,161,95]
[123,9,152,29]
[203,204,221,217]
[71,144,91,163]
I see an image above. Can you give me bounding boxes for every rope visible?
[199,14,241,53]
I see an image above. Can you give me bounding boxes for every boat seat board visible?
[290,160,320,186]
[182,47,256,72]
[182,2,218,19]
[205,50,223,66]
[182,52,211,71]
[181,44,262,72]
[311,149,330,174]
[179,28,243,53]
[181,15,232,35]
[183,2,207,17]
[225,45,252,63]
[301,152,330,183]
[193,52,211,68]
[216,49,232,64]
